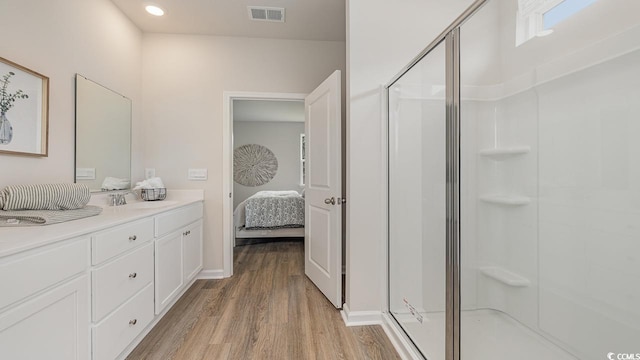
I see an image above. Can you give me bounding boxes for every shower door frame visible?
[384,1,487,359]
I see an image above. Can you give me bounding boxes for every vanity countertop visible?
[0,189,204,258]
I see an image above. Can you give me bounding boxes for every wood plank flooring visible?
[127,240,400,360]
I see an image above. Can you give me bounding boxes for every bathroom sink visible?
[126,200,179,210]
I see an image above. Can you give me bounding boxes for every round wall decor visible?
[233,144,278,187]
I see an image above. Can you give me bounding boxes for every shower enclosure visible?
[386,0,640,359]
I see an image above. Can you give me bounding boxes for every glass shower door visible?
[388,41,447,359]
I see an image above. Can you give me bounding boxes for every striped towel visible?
[0,184,91,211]
[0,205,103,226]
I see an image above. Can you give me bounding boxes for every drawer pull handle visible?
[129,319,137,325]
[129,272,137,279]
[129,235,137,241]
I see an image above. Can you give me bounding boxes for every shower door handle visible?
[324,197,336,205]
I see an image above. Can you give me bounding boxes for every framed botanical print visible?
[0,57,49,156]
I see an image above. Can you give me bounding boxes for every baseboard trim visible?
[381,313,421,360]
[197,269,225,279]
[340,303,383,326]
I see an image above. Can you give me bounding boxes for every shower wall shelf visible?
[479,146,530,160]
[480,194,531,206]
[480,266,531,287]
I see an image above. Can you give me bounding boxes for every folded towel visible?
[101,177,130,191]
[133,177,165,190]
[0,183,91,211]
[0,205,103,226]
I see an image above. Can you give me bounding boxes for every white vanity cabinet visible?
[0,237,90,360]
[0,197,204,360]
[154,203,203,314]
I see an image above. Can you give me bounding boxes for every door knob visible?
[324,197,336,205]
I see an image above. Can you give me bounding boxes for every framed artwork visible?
[0,57,49,157]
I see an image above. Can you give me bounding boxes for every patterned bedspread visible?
[245,191,304,229]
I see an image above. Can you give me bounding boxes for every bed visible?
[234,190,305,241]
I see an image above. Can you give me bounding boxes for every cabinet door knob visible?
[129,235,137,241]
[186,230,191,235]
[129,319,137,325]
[129,272,137,279]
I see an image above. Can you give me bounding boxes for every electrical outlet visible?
[145,168,155,179]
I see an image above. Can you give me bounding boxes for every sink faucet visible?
[108,192,132,206]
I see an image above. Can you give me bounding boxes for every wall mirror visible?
[75,74,131,192]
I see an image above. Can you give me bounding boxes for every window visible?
[516,0,598,46]
[300,134,305,185]
[543,0,597,29]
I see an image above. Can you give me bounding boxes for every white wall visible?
[142,35,345,271]
[0,0,142,188]
[345,0,472,314]
[233,121,305,208]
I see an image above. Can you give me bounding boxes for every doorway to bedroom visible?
[231,99,306,246]
[223,72,344,309]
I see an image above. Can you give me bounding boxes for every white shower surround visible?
[387,1,640,359]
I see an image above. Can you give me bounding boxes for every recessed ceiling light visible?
[145,5,164,16]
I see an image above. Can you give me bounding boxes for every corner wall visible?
[0,0,143,188]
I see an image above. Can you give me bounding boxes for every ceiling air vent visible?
[248,6,285,22]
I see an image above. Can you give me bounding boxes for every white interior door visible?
[304,70,342,308]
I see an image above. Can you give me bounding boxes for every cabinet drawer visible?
[155,202,203,237]
[92,242,153,322]
[0,237,88,310]
[92,218,154,265]
[92,283,154,360]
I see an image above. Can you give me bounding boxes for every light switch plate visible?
[76,168,96,180]
[188,168,208,181]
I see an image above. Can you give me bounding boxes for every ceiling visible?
[233,100,304,123]
[111,0,346,41]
